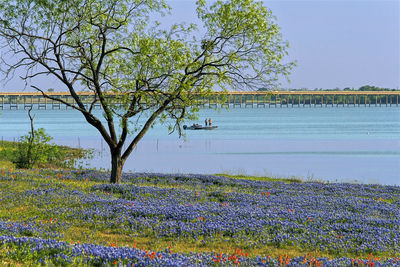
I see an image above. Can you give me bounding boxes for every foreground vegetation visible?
[0,169,399,266]
[0,140,90,169]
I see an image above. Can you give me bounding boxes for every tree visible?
[0,0,294,183]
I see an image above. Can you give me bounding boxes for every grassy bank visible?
[0,140,91,169]
[0,169,399,266]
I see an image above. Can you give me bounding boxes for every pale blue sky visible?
[168,0,399,89]
[269,0,400,89]
[1,0,399,91]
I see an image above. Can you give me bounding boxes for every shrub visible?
[13,128,59,169]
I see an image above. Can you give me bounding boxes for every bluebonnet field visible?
[0,168,399,266]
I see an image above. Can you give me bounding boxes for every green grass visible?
[0,160,14,169]
[215,173,303,183]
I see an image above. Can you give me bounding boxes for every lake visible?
[1,106,399,185]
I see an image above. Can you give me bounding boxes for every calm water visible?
[1,106,399,185]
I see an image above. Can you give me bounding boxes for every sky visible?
[167,0,400,90]
[266,0,400,89]
[0,0,399,91]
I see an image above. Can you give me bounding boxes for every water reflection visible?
[59,137,400,186]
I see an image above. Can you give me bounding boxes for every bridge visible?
[0,91,399,110]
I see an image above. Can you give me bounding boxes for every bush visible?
[13,128,60,169]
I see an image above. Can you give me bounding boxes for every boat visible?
[183,124,218,130]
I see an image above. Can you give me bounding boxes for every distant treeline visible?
[258,85,399,92]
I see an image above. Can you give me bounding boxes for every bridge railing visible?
[0,91,399,109]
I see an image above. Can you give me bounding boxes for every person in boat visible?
[208,118,212,126]
[205,119,208,126]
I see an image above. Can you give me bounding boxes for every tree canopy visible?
[0,0,294,183]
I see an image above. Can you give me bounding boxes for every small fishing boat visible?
[183,124,218,130]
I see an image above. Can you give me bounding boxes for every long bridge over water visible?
[0,91,399,110]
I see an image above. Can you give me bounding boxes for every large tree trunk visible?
[110,149,124,184]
